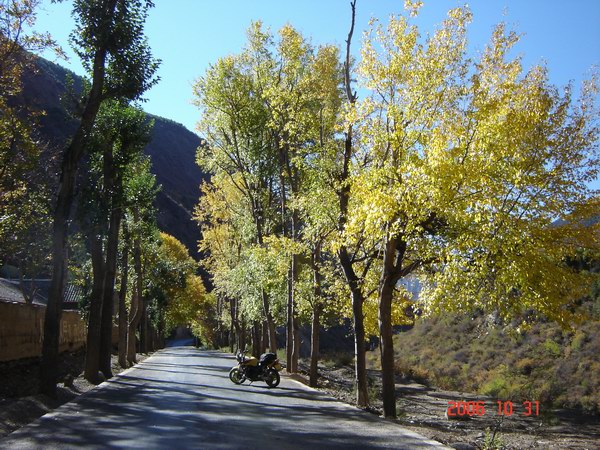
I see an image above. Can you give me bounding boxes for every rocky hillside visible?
[20,57,207,258]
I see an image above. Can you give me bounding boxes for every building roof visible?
[0,278,82,309]
[0,278,47,305]
[63,284,84,309]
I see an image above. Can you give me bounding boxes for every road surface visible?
[1,343,448,449]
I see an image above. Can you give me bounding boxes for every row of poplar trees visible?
[39,0,162,395]
[0,0,166,396]
[2,0,217,399]
[193,1,599,418]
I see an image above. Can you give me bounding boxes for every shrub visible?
[446,362,461,378]
[453,350,470,363]
[538,380,562,406]
[321,351,354,368]
[515,357,535,375]
[336,352,354,367]
[571,331,587,351]
[479,365,530,400]
[543,339,562,357]
[482,427,505,450]
[579,395,600,414]
[367,381,380,402]
[366,349,381,370]
[394,359,431,385]
[481,374,509,398]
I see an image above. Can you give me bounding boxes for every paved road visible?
[1,344,448,449]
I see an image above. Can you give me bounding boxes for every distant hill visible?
[146,116,208,259]
[552,215,600,228]
[20,57,207,258]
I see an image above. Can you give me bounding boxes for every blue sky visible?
[34,1,599,188]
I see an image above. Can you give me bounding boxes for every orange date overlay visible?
[447,400,540,417]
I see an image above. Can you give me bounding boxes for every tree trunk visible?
[117,276,128,368]
[310,304,321,387]
[140,296,148,353]
[127,212,143,366]
[309,242,323,387]
[378,234,406,418]
[261,289,277,353]
[145,323,154,352]
[99,282,116,378]
[230,297,240,353]
[238,326,246,353]
[99,153,122,378]
[286,159,301,373]
[251,321,260,358]
[333,0,366,409]
[337,177,369,406]
[261,321,268,355]
[148,326,155,352]
[139,313,146,354]
[40,221,67,396]
[84,234,105,383]
[275,140,294,374]
[286,266,293,371]
[118,222,130,369]
[157,316,165,349]
[337,124,369,406]
[252,185,277,356]
[127,290,142,366]
[379,279,396,418]
[290,226,300,372]
[292,317,300,370]
[340,248,369,408]
[352,289,368,407]
[268,321,277,354]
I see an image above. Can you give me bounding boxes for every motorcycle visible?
[229,350,283,388]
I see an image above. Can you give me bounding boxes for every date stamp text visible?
[447,400,540,417]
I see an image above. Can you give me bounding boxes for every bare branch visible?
[344,0,357,103]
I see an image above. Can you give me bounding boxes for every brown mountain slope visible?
[20,57,206,258]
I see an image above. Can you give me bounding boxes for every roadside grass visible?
[320,350,354,369]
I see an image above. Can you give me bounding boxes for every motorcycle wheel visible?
[264,369,280,388]
[229,367,245,384]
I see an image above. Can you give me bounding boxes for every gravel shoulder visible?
[291,362,600,450]
[0,351,149,439]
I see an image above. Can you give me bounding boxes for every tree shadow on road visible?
[1,349,443,449]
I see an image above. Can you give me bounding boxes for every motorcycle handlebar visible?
[236,350,248,362]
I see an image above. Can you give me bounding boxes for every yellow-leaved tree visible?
[193,22,345,366]
[158,233,215,345]
[349,4,599,418]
